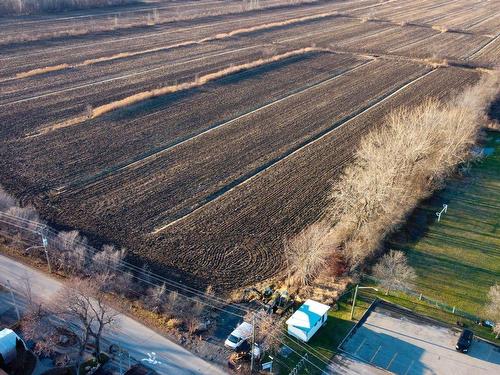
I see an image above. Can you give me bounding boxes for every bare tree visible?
[373,250,416,295]
[20,278,58,357]
[243,311,283,353]
[54,230,89,275]
[143,283,167,314]
[255,312,283,353]
[52,276,118,366]
[319,73,499,276]
[186,298,206,335]
[91,244,126,276]
[284,222,331,286]
[485,283,500,338]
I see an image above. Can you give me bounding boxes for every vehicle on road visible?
[224,322,253,350]
[456,329,473,352]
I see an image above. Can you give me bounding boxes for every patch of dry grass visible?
[15,64,71,79]
[432,25,449,33]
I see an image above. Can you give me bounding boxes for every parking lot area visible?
[337,301,500,375]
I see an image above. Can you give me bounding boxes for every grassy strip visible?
[389,130,500,313]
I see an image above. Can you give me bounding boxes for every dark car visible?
[456,329,473,352]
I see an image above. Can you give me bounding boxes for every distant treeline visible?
[0,0,138,15]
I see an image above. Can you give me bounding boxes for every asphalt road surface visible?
[0,253,227,375]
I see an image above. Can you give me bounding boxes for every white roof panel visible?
[286,299,330,330]
[0,328,20,364]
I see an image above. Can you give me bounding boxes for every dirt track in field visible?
[0,0,497,290]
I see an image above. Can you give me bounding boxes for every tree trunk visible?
[77,328,91,369]
[95,326,104,355]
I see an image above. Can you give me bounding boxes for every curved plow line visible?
[151,68,436,235]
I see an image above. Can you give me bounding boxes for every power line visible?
[0,212,334,370]
[0,213,249,313]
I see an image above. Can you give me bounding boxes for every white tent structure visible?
[286,299,330,342]
[0,328,22,365]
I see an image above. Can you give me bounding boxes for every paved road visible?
[0,254,227,375]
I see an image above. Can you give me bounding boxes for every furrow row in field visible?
[0,5,329,75]
[0,42,279,140]
[0,0,381,67]
[47,60,428,245]
[0,52,360,197]
[469,33,500,66]
[132,67,480,288]
[0,0,324,46]
[331,24,437,54]
[392,31,492,61]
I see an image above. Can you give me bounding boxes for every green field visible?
[390,130,500,314]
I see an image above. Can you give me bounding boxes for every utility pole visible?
[350,285,359,320]
[350,285,379,320]
[25,225,51,273]
[6,279,21,321]
[41,229,52,274]
[250,313,256,373]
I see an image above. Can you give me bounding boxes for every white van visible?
[224,322,253,350]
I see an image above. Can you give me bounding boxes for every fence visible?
[360,274,483,323]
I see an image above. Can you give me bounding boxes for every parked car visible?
[224,322,253,350]
[456,329,473,352]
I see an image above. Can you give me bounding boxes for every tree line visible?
[0,0,135,15]
[284,72,499,294]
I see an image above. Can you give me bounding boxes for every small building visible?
[0,328,24,367]
[286,299,330,342]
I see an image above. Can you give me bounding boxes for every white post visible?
[350,285,359,320]
[41,233,52,273]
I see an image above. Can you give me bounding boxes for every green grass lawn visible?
[389,130,500,314]
[274,297,371,374]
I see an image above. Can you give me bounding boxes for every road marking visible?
[55,57,372,195]
[151,68,435,234]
